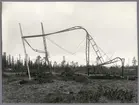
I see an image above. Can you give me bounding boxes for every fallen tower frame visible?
[19,23,125,80]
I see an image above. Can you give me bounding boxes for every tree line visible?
[2,52,80,72]
[2,52,137,73]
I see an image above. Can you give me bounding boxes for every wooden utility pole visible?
[19,23,31,80]
[41,22,51,73]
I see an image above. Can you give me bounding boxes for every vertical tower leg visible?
[19,23,31,80]
[86,34,88,75]
[87,34,90,76]
[41,22,51,73]
[86,34,90,76]
[86,34,88,66]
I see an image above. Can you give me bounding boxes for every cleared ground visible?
[2,72,138,103]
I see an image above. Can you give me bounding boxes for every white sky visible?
[2,2,138,66]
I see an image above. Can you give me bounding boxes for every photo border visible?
[0,0,138,105]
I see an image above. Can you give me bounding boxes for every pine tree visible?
[2,52,7,70]
[132,57,137,67]
[11,56,15,70]
[8,54,12,68]
[53,61,57,67]
[36,55,41,70]
[75,62,79,67]
[28,57,31,69]
[16,54,22,71]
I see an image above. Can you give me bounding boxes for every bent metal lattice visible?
[19,23,125,80]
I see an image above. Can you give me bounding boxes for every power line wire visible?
[24,36,86,61]
[72,37,86,54]
[46,37,75,55]
[46,36,86,55]
[46,37,86,61]
[24,39,45,53]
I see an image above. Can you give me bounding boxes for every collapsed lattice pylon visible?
[19,23,125,80]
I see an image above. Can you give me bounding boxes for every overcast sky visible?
[2,2,137,66]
